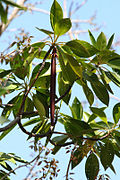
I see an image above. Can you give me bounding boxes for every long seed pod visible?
[50,47,57,126]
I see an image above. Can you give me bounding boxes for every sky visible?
[1,0,120,179]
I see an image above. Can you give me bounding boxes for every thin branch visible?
[0,0,27,36]
[49,139,74,147]
[18,117,51,138]
[55,83,73,104]
[53,131,112,141]
[0,154,40,180]
[28,7,49,15]
[71,0,88,16]
[63,0,67,18]
[65,145,76,180]
[0,46,53,133]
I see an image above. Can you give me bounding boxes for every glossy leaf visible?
[105,71,120,87]
[36,27,54,35]
[0,170,10,180]
[52,135,68,155]
[71,148,84,169]
[113,103,120,124]
[108,58,120,70]
[0,124,16,140]
[36,91,49,118]
[0,69,12,78]
[57,45,77,83]
[65,53,82,78]
[99,69,113,94]
[92,50,120,65]
[0,161,14,174]
[100,142,114,170]
[70,97,83,120]
[107,34,115,49]
[31,42,45,48]
[90,107,107,124]
[32,94,46,121]
[91,81,109,106]
[58,72,71,104]
[54,18,72,36]
[82,81,94,106]
[22,117,41,127]
[2,0,25,9]
[30,62,50,84]
[50,0,63,30]
[66,40,98,58]
[85,153,99,180]
[97,32,107,50]
[64,119,94,137]
[0,2,7,24]
[84,73,109,106]
[88,30,97,48]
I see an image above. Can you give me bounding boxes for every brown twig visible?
[0,46,53,133]
[65,145,76,180]
[50,47,57,126]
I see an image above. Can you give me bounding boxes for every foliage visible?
[0,0,120,179]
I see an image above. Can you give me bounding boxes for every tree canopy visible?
[0,0,120,179]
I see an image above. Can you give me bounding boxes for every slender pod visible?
[50,47,57,126]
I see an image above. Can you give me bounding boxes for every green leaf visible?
[22,117,41,127]
[54,18,72,36]
[70,97,83,120]
[64,119,94,137]
[36,91,49,118]
[32,94,46,120]
[0,2,7,24]
[50,0,63,30]
[88,30,97,48]
[97,32,107,50]
[30,62,50,84]
[92,50,120,65]
[113,103,120,124]
[0,116,10,125]
[0,124,16,140]
[85,153,99,180]
[99,68,113,94]
[83,112,91,122]
[8,153,28,163]
[66,40,98,58]
[36,27,54,35]
[107,58,120,70]
[90,107,107,124]
[71,148,84,169]
[0,161,15,174]
[2,0,26,9]
[105,71,120,87]
[82,81,94,106]
[100,142,114,170]
[106,34,114,49]
[31,42,45,48]
[0,170,10,180]
[91,81,109,106]
[52,135,68,155]
[65,53,82,78]
[57,46,77,83]
[84,73,109,106]
[58,72,71,104]
[0,69,12,78]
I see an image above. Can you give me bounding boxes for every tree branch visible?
[0,154,40,180]
[0,0,27,36]
[0,46,53,133]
